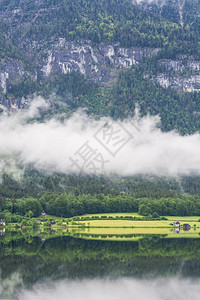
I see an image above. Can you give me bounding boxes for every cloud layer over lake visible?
[0,97,199,178]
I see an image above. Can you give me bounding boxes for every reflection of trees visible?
[1,235,200,289]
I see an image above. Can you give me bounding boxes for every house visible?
[183,223,190,231]
[41,211,46,216]
[47,220,56,226]
[173,221,181,227]
[21,224,26,230]
[0,220,5,227]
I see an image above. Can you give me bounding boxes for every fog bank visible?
[0,97,199,178]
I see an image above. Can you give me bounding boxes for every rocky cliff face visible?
[40,39,159,83]
[0,57,36,108]
[0,39,159,107]
[0,59,36,92]
[0,0,199,111]
[149,57,200,92]
[1,38,200,110]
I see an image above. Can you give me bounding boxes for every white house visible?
[173,221,181,227]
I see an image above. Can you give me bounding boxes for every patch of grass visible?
[80,213,140,218]
[165,216,200,222]
[76,219,171,228]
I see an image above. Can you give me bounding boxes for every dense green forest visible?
[109,65,200,134]
[9,69,200,135]
[0,172,200,220]
[1,0,199,51]
[1,0,200,134]
[1,192,200,220]
[1,171,200,198]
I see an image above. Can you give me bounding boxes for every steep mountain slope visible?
[0,0,199,134]
[0,0,200,213]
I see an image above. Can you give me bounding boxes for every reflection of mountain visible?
[1,234,200,294]
[15,277,200,300]
[0,272,22,300]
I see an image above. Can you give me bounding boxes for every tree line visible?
[1,192,200,221]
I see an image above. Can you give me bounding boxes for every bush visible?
[152,212,160,219]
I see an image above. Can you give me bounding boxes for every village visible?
[0,214,195,239]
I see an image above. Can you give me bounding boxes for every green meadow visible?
[72,213,200,227]
[3,213,200,242]
[64,213,200,241]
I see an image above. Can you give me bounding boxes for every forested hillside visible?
[0,0,200,134]
[1,0,199,49]
[0,0,200,216]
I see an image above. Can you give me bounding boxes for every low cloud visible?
[0,97,200,178]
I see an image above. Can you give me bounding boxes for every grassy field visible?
[81,213,141,218]
[67,213,200,241]
[74,213,200,228]
[78,213,200,221]
[166,216,200,222]
[76,219,171,227]
[5,212,200,242]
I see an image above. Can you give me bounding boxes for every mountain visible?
[0,0,200,218]
[0,0,200,134]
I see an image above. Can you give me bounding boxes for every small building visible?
[50,220,56,225]
[173,221,181,227]
[36,220,41,224]
[21,224,26,230]
[183,223,190,231]
[61,224,67,229]
[41,211,46,216]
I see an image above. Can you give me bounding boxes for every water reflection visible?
[17,278,200,300]
[1,232,200,299]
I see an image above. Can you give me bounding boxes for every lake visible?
[1,229,200,299]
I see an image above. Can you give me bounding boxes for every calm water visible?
[1,231,200,299]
